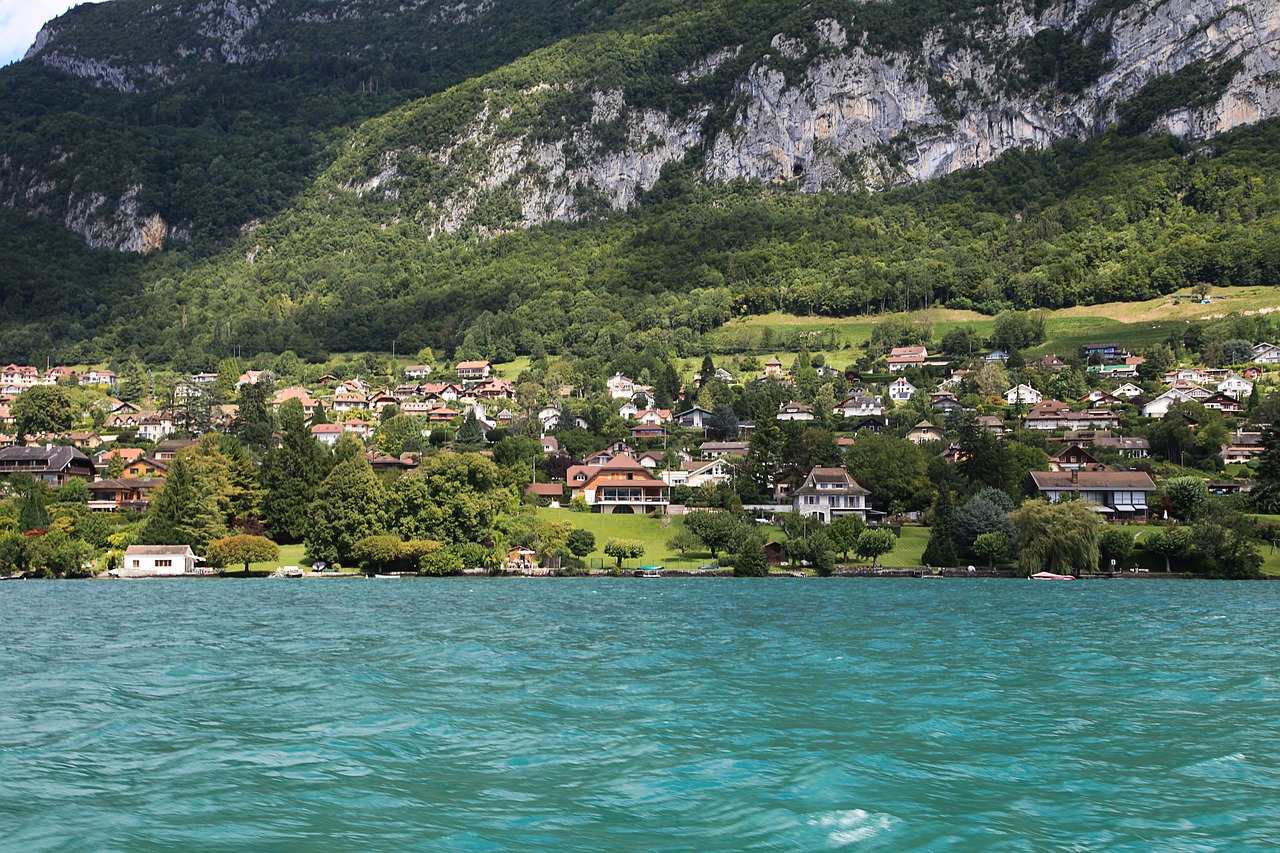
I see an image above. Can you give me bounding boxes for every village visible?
[0,321,1276,579]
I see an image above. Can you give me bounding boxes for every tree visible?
[603,538,645,567]
[921,487,959,567]
[1010,499,1100,574]
[972,532,1009,569]
[236,378,275,453]
[261,399,331,543]
[954,488,1017,555]
[827,514,866,561]
[351,535,406,573]
[1191,506,1263,579]
[412,452,516,544]
[1164,477,1208,521]
[855,528,896,568]
[105,451,126,479]
[1144,526,1193,572]
[12,385,73,442]
[665,528,700,558]
[683,510,745,558]
[733,540,769,577]
[206,534,279,575]
[1221,339,1254,365]
[305,456,385,564]
[139,449,227,550]
[1097,527,1135,571]
[454,411,487,451]
[1251,423,1280,513]
[707,403,740,440]
[16,481,50,532]
[566,528,596,558]
[844,433,932,514]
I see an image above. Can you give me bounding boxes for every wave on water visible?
[811,809,899,846]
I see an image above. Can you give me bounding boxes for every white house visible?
[887,377,917,402]
[836,395,884,419]
[607,373,637,399]
[404,365,433,380]
[887,346,927,372]
[117,545,199,577]
[1142,388,1196,418]
[777,402,815,421]
[1217,373,1254,401]
[80,368,117,387]
[1005,384,1042,405]
[791,467,869,523]
[619,402,641,419]
[675,406,714,430]
[1112,382,1145,399]
[661,458,733,489]
[311,423,344,446]
[1252,343,1280,364]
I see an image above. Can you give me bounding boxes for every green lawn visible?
[247,542,309,573]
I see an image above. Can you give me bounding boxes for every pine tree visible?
[18,489,50,532]
[454,411,486,451]
[139,450,227,550]
[921,486,959,567]
[261,400,330,543]
[1251,423,1280,513]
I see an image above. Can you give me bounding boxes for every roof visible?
[792,466,869,497]
[0,445,93,470]
[1029,471,1157,490]
[124,545,195,556]
[456,360,491,369]
[525,483,564,497]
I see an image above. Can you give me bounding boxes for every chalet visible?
[311,423,344,446]
[1,364,41,388]
[791,466,870,523]
[836,395,884,419]
[151,439,196,461]
[1112,383,1145,399]
[633,409,671,427]
[46,366,76,383]
[473,378,514,399]
[123,457,167,478]
[1201,392,1244,415]
[1142,389,1197,418]
[366,391,400,412]
[1041,354,1066,370]
[1090,436,1150,458]
[1169,379,1212,401]
[1252,342,1280,364]
[404,365,433,380]
[1048,444,1106,472]
[87,477,164,511]
[539,436,560,455]
[331,389,367,413]
[776,402,815,422]
[368,453,416,472]
[118,545,199,577]
[1028,470,1156,520]
[455,361,492,380]
[661,458,733,489]
[400,401,434,416]
[675,406,714,430]
[1023,401,1120,431]
[94,446,145,471]
[607,373,637,399]
[977,415,1006,437]
[1005,384,1043,405]
[888,377,917,402]
[0,446,95,486]
[763,356,784,378]
[495,408,514,426]
[1081,343,1130,361]
[906,420,946,444]
[887,345,927,372]
[569,455,669,515]
[1217,373,1253,400]
[80,368,117,387]
[1080,389,1125,407]
[700,441,750,458]
[848,416,886,433]
[1222,429,1264,464]
[930,392,965,416]
[629,423,667,441]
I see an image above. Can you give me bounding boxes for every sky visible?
[0,0,84,66]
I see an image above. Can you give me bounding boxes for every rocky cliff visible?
[5,0,1280,249]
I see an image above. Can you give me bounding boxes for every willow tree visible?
[1010,499,1101,575]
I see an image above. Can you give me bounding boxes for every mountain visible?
[0,0,1278,365]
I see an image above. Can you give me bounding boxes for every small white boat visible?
[374,572,416,579]
[635,566,664,578]
[1030,571,1075,581]
[270,566,303,578]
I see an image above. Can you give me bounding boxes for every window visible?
[156,559,172,567]
[131,560,140,568]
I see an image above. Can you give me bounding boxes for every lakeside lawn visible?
[246,542,309,574]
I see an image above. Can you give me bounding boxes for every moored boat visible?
[635,566,665,578]
[1030,571,1076,580]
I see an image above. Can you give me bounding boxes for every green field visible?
[537,507,752,568]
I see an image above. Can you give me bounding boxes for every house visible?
[1169,379,1212,401]
[1252,342,1280,364]
[887,345,927,372]
[836,395,884,419]
[311,423,344,446]
[191,372,220,384]
[118,545,199,577]
[906,420,946,444]
[887,377,917,402]
[1222,429,1264,464]
[0,445,95,486]
[366,390,400,413]
[1112,383,1145,399]
[607,373,637,399]
[343,419,375,439]
[1080,389,1125,407]
[94,446,145,472]
[636,449,667,469]
[1041,354,1066,370]
[1088,363,1139,379]
[152,439,196,461]
[661,458,734,489]
[331,389,367,413]
[236,370,264,388]
[45,366,75,383]
[776,402,815,422]
[80,368,118,387]
[985,349,1010,364]
[473,378,515,400]
[700,441,750,458]
[137,414,176,442]
[791,466,870,523]
[1048,444,1106,472]
[977,415,1006,437]
[404,365,433,380]
[1023,401,1120,431]
[525,483,565,506]
[272,386,320,417]
[763,356,784,378]
[1142,388,1197,418]
[86,477,164,511]
[539,436,560,456]
[930,392,965,416]
[569,455,669,514]
[123,457,167,479]
[848,416,887,433]
[1,364,42,388]
[1090,436,1150,458]
[1217,373,1254,401]
[1081,343,1130,361]
[675,406,714,431]
[633,409,671,427]
[455,360,492,380]
[1005,384,1043,406]
[629,423,667,441]
[1201,392,1244,415]
[1027,470,1156,520]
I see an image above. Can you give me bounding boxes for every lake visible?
[2,578,1278,851]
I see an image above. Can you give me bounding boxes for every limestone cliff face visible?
[9,0,1280,249]
[339,0,1280,236]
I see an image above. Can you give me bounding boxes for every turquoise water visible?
[2,579,1279,851]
